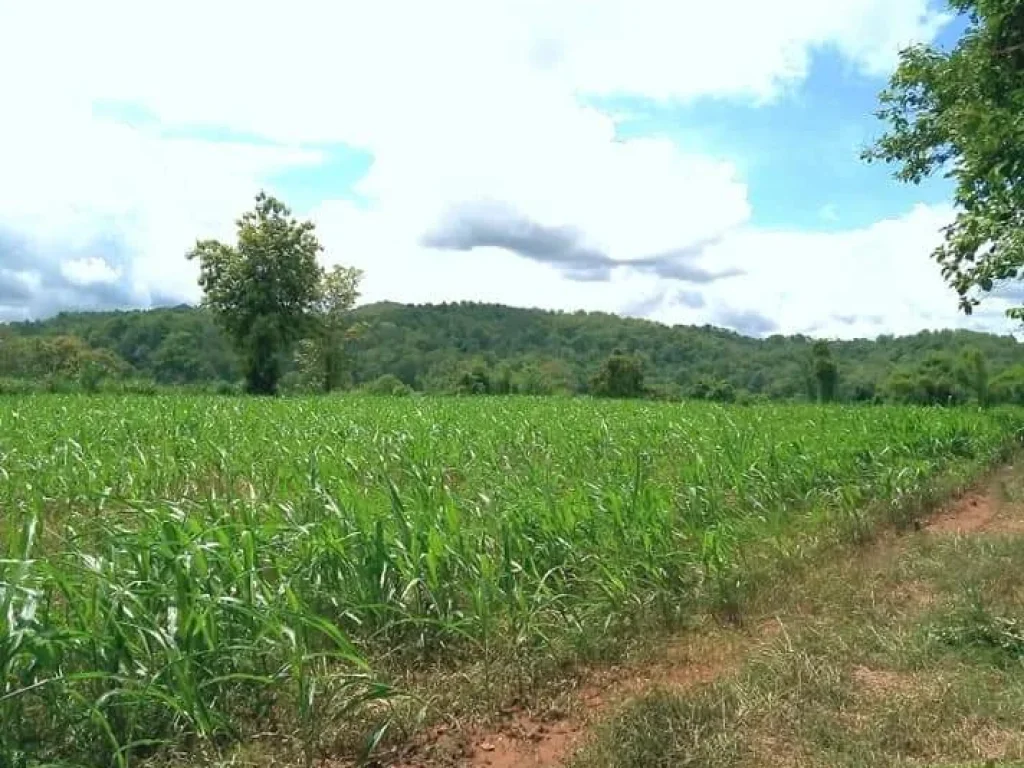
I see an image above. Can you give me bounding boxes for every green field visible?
[3,396,1024,766]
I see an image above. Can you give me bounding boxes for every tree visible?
[811,340,838,402]
[865,0,1024,317]
[0,334,132,391]
[11,298,1024,403]
[959,347,990,405]
[690,376,736,402]
[990,364,1024,403]
[492,363,514,395]
[590,351,644,398]
[881,353,968,405]
[455,364,491,395]
[709,379,737,403]
[188,192,324,395]
[514,359,574,395]
[296,265,364,392]
[152,330,215,384]
[847,376,878,403]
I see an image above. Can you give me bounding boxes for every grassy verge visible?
[572,466,1024,768]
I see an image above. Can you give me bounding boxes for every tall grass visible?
[1,396,1022,765]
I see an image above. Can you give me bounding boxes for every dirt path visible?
[461,633,753,768]
[389,628,756,768]
[927,465,1024,535]
[926,489,999,533]
[390,466,1024,768]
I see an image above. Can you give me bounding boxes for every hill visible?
[3,301,1024,402]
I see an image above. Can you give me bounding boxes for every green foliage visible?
[6,302,1024,402]
[811,340,839,403]
[990,364,1024,403]
[362,373,412,396]
[879,348,995,406]
[961,347,991,405]
[929,598,1024,665]
[455,363,492,395]
[8,305,237,386]
[591,350,645,398]
[187,192,325,395]
[847,375,878,403]
[295,265,364,392]
[1,396,1022,765]
[691,376,737,403]
[881,353,969,405]
[492,362,514,395]
[513,359,575,395]
[0,333,130,390]
[865,0,1024,317]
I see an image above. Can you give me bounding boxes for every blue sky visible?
[0,0,1016,338]
[591,14,972,234]
[92,99,377,212]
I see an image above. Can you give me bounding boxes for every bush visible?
[363,374,412,396]
[44,375,77,394]
[78,361,106,393]
[277,370,310,395]
[690,376,736,403]
[591,352,644,398]
[455,365,491,395]
[116,378,160,395]
[0,377,40,395]
[211,379,241,396]
[735,390,767,406]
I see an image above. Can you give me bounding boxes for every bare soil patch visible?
[924,464,1024,536]
[927,491,999,534]
[390,631,750,767]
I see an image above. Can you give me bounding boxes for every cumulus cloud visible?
[61,257,122,288]
[4,0,947,143]
[0,0,990,341]
[832,312,885,327]
[646,204,1023,339]
[0,229,139,321]
[421,201,615,281]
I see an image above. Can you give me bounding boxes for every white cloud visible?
[60,257,121,287]
[3,0,947,141]
[658,203,978,338]
[0,0,989,339]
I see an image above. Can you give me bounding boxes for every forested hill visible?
[4,300,1024,402]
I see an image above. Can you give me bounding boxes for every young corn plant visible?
[1,394,1022,764]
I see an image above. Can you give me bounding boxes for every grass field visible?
[3,395,1024,767]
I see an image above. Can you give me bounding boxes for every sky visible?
[0,0,1017,339]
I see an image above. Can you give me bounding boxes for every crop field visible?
[3,395,1024,767]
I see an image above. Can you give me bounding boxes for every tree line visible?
[4,284,1024,404]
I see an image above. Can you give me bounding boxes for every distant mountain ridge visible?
[3,300,1024,401]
